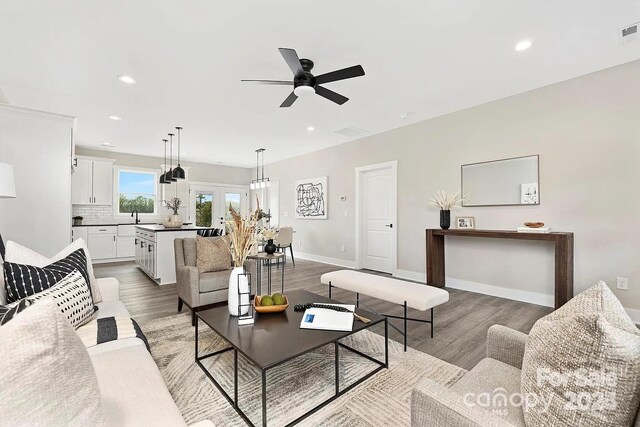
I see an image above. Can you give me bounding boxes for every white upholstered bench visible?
[320,270,449,351]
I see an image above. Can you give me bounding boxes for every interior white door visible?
[190,185,247,231]
[359,165,396,274]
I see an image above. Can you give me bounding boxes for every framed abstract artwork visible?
[295,176,327,219]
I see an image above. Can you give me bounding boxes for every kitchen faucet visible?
[131,209,140,224]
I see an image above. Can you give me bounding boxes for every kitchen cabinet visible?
[71,226,88,243]
[87,226,117,259]
[116,225,136,258]
[72,156,114,205]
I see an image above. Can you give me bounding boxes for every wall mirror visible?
[461,155,539,207]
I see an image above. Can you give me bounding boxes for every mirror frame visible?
[461,154,540,207]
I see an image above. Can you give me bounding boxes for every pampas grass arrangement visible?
[429,190,467,210]
[226,198,261,267]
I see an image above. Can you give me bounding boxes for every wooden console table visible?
[426,229,574,309]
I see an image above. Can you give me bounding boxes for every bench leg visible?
[356,293,359,308]
[403,301,407,352]
[431,307,434,338]
[329,281,332,299]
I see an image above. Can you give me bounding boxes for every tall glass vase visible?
[228,266,250,316]
[440,210,451,230]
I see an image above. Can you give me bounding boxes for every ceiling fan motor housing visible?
[294,59,316,91]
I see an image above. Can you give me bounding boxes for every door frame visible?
[355,160,398,275]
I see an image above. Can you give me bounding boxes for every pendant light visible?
[159,139,169,184]
[250,148,270,189]
[172,126,186,179]
[164,133,177,182]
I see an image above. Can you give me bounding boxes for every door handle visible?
[135,238,138,245]
[385,224,393,228]
[148,244,152,252]
[141,241,145,248]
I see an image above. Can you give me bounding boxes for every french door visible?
[189,185,248,231]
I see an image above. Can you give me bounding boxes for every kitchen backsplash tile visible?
[71,204,186,225]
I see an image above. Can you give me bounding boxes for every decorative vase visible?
[440,210,451,230]
[264,239,277,255]
[228,266,250,316]
[163,214,182,228]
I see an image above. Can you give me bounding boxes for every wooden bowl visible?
[254,295,289,313]
[524,222,545,228]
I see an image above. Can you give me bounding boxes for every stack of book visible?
[516,227,551,234]
[300,304,355,332]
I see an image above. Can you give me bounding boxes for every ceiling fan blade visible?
[315,85,349,105]
[280,91,298,108]
[315,65,365,85]
[279,48,304,77]
[241,80,293,85]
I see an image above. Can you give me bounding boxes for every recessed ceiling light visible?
[109,115,121,121]
[118,75,136,84]
[307,126,315,131]
[515,40,533,52]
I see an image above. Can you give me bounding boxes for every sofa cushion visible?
[196,235,231,273]
[0,299,106,426]
[199,269,230,293]
[522,281,640,427]
[90,344,186,426]
[450,357,525,427]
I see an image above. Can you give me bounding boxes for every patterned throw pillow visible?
[27,270,96,329]
[3,248,92,304]
[0,299,32,326]
[196,235,232,273]
[521,281,640,427]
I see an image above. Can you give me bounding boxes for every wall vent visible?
[620,22,639,44]
[334,126,369,138]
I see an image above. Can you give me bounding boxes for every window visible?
[117,170,157,214]
[195,193,213,227]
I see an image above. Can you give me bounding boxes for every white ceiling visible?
[1,1,639,167]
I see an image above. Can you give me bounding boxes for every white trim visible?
[355,160,398,275]
[295,251,356,269]
[189,181,249,189]
[625,307,640,325]
[0,103,76,123]
[394,269,427,283]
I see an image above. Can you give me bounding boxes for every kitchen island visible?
[135,225,207,285]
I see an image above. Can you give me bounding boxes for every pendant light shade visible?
[159,139,169,184]
[165,133,177,182]
[172,126,186,180]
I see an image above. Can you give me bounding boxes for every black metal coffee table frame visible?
[195,314,388,426]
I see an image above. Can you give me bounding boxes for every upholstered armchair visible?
[174,237,257,326]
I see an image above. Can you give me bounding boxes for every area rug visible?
[141,314,466,426]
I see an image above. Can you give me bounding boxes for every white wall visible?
[0,105,74,257]
[261,59,640,311]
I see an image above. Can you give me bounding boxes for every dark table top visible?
[197,289,385,369]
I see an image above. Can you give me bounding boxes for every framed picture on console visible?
[456,216,475,229]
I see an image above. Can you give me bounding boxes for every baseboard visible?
[625,307,640,325]
[294,251,356,269]
[92,257,134,264]
[394,269,554,307]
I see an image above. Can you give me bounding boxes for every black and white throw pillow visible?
[0,299,32,326]
[27,270,96,329]
[2,248,92,304]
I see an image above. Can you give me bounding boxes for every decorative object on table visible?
[240,47,365,107]
[225,201,260,316]
[455,216,475,229]
[295,176,327,219]
[294,302,371,323]
[257,208,271,223]
[0,162,16,259]
[254,293,289,313]
[520,182,539,204]
[260,227,278,254]
[524,221,545,228]
[171,126,186,180]
[164,133,178,183]
[73,216,83,226]
[429,190,466,230]
[298,303,356,331]
[517,226,551,234]
[163,197,182,228]
[250,148,271,189]
[159,139,170,185]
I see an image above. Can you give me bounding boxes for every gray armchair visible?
[174,237,257,326]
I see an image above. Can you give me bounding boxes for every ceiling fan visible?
[241,48,365,107]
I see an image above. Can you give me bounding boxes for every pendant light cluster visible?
[250,148,271,189]
[159,126,186,184]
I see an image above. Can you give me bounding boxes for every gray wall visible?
[262,59,640,311]
[76,147,252,185]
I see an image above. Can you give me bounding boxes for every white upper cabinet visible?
[72,156,114,205]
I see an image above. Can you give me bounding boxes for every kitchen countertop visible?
[135,224,207,232]
[73,222,193,227]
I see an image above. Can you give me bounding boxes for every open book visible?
[300,304,355,332]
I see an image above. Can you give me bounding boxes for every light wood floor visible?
[93,259,551,370]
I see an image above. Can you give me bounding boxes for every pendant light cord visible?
[163,139,168,172]
[168,133,174,170]
[176,127,182,165]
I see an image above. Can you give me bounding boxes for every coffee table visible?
[195,289,388,426]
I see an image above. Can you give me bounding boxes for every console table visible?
[425,229,574,309]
